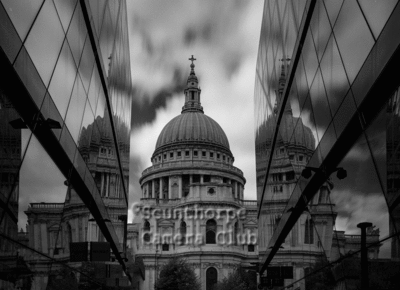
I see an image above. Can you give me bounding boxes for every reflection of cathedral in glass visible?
[255,62,380,289]
[25,112,129,251]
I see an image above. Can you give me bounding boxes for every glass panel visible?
[53,0,77,32]
[358,0,398,39]
[301,31,319,90]
[13,46,47,108]
[48,39,77,119]
[87,0,107,38]
[66,0,87,68]
[322,0,344,28]
[310,0,331,61]
[87,67,101,115]
[59,124,77,162]
[64,74,86,143]
[320,34,350,116]
[19,133,67,230]
[309,68,332,141]
[1,0,44,42]
[24,0,65,87]
[98,7,113,76]
[333,90,357,138]
[40,92,65,140]
[79,36,95,93]
[0,4,23,64]
[333,0,375,83]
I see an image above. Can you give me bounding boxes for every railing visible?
[139,198,257,207]
[241,200,257,206]
[29,203,64,209]
[142,160,244,175]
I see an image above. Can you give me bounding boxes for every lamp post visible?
[357,222,372,290]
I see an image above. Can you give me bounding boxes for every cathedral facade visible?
[135,58,258,290]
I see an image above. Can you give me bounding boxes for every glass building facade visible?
[0,0,135,289]
[255,0,400,289]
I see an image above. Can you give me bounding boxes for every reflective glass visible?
[66,0,87,68]
[0,0,133,287]
[19,133,67,229]
[87,67,101,113]
[87,0,107,38]
[322,0,344,28]
[64,74,87,143]
[79,36,95,93]
[48,39,77,119]
[24,0,65,87]
[40,92,65,140]
[358,0,398,39]
[98,7,113,76]
[333,0,375,83]
[13,46,47,108]
[53,0,77,32]
[1,0,43,42]
[0,4,23,64]
[309,68,332,141]
[320,34,350,116]
[310,0,331,61]
[333,91,357,138]
[301,31,318,89]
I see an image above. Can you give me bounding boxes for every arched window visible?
[304,218,314,244]
[206,220,216,244]
[180,221,187,245]
[206,267,218,290]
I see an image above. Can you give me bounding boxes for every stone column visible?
[160,178,163,200]
[178,176,182,198]
[105,173,110,197]
[100,172,104,196]
[200,175,204,184]
[168,177,172,199]
[152,180,155,199]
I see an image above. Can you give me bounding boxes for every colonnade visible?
[142,174,244,200]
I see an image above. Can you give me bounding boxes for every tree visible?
[154,257,201,290]
[214,266,257,290]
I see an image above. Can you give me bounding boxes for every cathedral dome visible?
[153,56,232,157]
[256,112,315,151]
[155,111,230,151]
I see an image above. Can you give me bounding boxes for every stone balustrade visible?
[142,160,243,176]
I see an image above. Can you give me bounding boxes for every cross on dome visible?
[189,55,196,64]
[189,55,196,73]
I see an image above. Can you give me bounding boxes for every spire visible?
[182,55,203,113]
[277,57,292,115]
[189,55,196,75]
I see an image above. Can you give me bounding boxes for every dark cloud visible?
[131,67,187,128]
[183,23,214,45]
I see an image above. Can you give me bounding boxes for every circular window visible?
[207,187,216,195]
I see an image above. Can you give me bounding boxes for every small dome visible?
[256,112,315,151]
[155,112,230,152]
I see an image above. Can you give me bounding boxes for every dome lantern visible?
[182,55,203,113]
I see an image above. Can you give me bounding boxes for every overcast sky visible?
[126,1,265,220]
